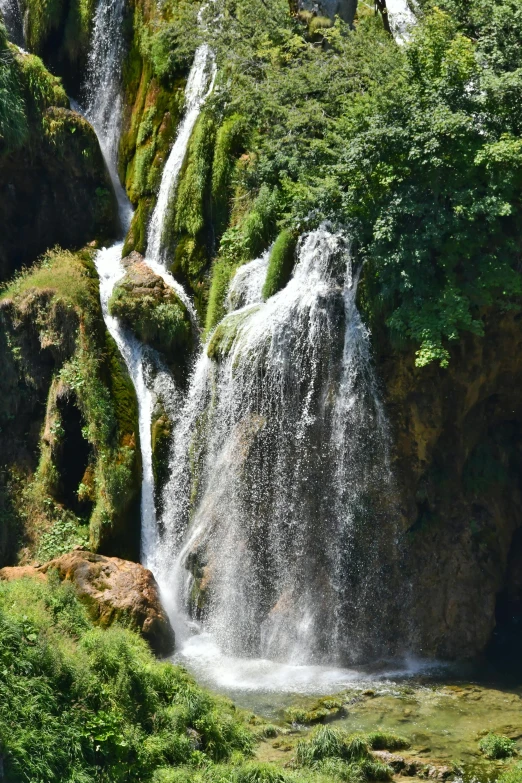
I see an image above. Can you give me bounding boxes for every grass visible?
[0,576,255,782]
[295,727,392,781]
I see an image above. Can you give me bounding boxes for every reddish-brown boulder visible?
[0,549,174,655]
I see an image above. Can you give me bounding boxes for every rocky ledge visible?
[0,549,174,655]
[108,251,192,372]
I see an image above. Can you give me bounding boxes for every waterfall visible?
[83,0,130,228]
[0,0,24,46]
[387,0,416,39]
[146,43,216,267]
[81,2,217,560]
[155,227,399,668]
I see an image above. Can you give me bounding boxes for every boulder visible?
[0,550,175,655]
[108,252,192,372]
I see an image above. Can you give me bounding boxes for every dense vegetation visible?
[171,0,522,366]
[0,576,253,782]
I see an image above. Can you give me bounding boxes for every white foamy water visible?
[153,227,402,681]
[0,0,24,45]
[146,43,216,267]
[226,251,270,312]
[387,0,416,39]
[172,629,445,698]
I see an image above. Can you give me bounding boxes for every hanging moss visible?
[262,229,298,300]
[171,111,216,238]
[211,113,248,236]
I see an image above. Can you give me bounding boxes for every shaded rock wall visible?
[375,308,522,659]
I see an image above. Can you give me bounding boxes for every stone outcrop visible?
[0,549,175,655]
[108,251,193,373]
[297,0,357,24]
[0,106,118,283]
[374,307,522,660]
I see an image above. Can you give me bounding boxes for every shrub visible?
[479,734,516,759]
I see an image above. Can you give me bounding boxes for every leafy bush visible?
[479,733,516,759]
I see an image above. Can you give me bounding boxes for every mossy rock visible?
[108,252,192,370]
[0,247,141,564]
[206,308,260,363]
[151,404,172,512]
[0,52,118,281]
[262,229,298,301]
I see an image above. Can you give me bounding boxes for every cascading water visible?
[387,0,416,39]
[83,0,130,224]
[146,43,216,268]
[155,227,402,680]
[82,1,210,555]
[0,0,23,45]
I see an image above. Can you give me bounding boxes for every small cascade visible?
[146,43,216,267]
[0,0,24,46]
[82,4,219,559]
[225,251,269,313]
[155,227,400,668]
[83,0,130,227]
[386,0,416,39]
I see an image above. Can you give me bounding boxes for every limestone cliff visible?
[0,43,117,282]
[374,308,522,661]
[0,247,141,567]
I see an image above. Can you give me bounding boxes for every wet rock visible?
[0,551,174,655]
[108,252,192,373]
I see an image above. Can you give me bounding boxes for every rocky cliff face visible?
[0,248,141,567]
[0,46,118,283]
[375,308,522,660]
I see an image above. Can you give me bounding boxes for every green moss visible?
[172,112,216,238]
[205,254,242,338]
[123,197,154,256]
[171,233,209,319]
[22,0,66,53]
[242,185,280,260]
[109,278,192,364]
[151,407,172,504]
[367,732,410,751]
[262,229,297,300]
[206,309,259,363]
[211,113,248,236]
